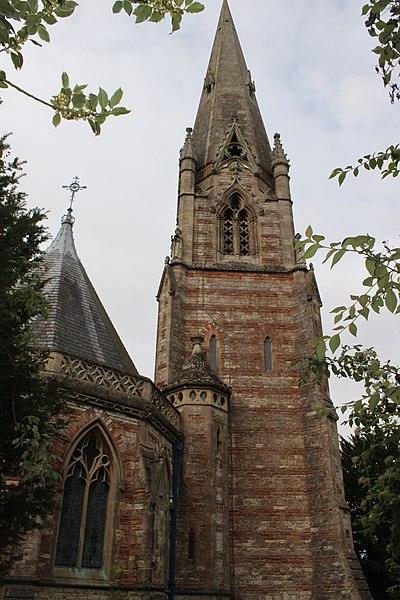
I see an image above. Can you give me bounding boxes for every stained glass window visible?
[55,430,111,570]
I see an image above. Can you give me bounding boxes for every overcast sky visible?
[2,0,399,430]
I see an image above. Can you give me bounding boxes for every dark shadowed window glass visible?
[222,194,252,256]
[210,335,217,371]
[264,337,272,372]
[55,430,111,569]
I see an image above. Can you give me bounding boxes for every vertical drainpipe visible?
[168,442,181,600]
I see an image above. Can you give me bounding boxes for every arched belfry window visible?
[264,337,272,372]
[55,428,111,569]
[222,193,251,257]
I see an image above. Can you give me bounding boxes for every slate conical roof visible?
[192,0,272,174]
[35,210,138,376]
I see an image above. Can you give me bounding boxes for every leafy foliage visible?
[0,135,66,578]
[341,431,400,599]
[330,144,400,184]
[330,1,400,182]
[113,0,205,33]
[295,228,400,361]
[0,0,204,132]
[363,0,400,103]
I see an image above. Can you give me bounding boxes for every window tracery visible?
[55,429,111,570]
[221,193,252,257]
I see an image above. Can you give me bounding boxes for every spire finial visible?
[61,176,87,225]
[271,133,289,167]
[191,336,204,355]
[180,127,195,160]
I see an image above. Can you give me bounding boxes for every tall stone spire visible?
[192,0,272,175]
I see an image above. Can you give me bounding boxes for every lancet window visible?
[55,429,112,570]
[221,193,251,257]
[210,335,217,371]
[264,337,272,372]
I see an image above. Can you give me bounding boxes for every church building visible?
[2,2,371,599]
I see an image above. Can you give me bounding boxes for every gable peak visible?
[215,118,258,173]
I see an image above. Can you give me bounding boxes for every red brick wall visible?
[156,261,362,599]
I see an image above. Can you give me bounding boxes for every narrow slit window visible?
[216,428,222,455]
[210,335,217,371]
[264,337,272,372]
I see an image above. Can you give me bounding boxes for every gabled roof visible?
[34,210,138,376]
[192,0,272,175]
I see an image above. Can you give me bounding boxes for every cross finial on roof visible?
[61,176,87,224]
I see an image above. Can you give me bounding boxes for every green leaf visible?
[37,23,50,42]
[61,71,69,88]
[11,51,23,69]
[149,10,164,22]
[316,340,326,360]
[98,87,108,109]
[134,4,151,22]
[185,2,204,13]
[123,0,132,15]
[365,259,376,277]
[171,13,182,32]
[52,112,61,127]
[329,334,341,354]
[385,289,397,313]
[302,244,320,260]
[55,4,76,17]
[305,225,313,239]
[349,323,358,337]
[109,87,123,107]
[112,0,122,12]
[72,92,85,108]
[88,93,98,109]
[338,171,347,186]
[42,12,57,24]
[330,248,346,268]
[111,106,130,116]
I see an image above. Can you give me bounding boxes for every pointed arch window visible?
[264,337,272,372]
[221,193,251,257]
[210,335,217,372]
[55,429,111,569]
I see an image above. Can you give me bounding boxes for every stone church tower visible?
[1,2,372,600]
[155,1,371,599]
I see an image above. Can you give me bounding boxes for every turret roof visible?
[169,337,230,394]
[34,210,138,376]
[192,0,272,174]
